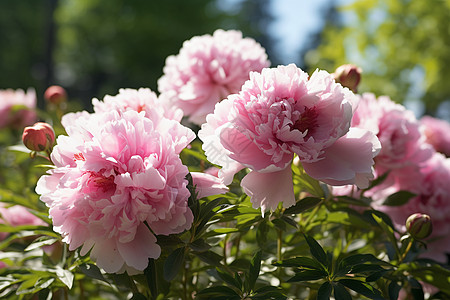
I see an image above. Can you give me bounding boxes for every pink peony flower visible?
[199,64,380,213]
[0,204,47,241]
[0,88,36,129]
[375,153,450,262]
[93,88,183,123]
[36,109,196,273]
[158,29,270,125]
[420,115,450,157]
[352,93,433,174]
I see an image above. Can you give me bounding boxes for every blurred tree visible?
[0,0,50,107]
[54,0,241,109]
[305,0,450,116]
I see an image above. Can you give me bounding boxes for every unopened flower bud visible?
[44,85,67,104]
[406,213,432,240]
[22,122,55,152]
[332,64,362,93]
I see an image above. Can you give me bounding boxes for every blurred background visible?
[1,0,450,118]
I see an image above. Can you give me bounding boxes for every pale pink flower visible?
[375,153,450,263]
[0,204,46,240]
[0,88,36,129]
[158,29,270,125]
[93,88,182,122]
[352,93,433,174]
[36,109,195,273]
[199,64,380,213]
[191,172,228,199]
[420,115,450,157]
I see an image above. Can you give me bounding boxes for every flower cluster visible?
[2,29,450,300]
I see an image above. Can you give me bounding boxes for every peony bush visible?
[0,30,449,300]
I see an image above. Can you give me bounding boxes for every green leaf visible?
[272,256,324,271]
[79,264,107,283]
[189,239,211,252]
[304,234,328,267]
[194,250,223,267]
[339,279,383,299]
[284,197,322,214]
[163,246,185,281]
[130,293,148,300]
[388,281,401,300]
[24,236,58,252]
[256,219,269,246]
[55,267,74,289]
[317,281,332,300]
[287,269,327,282]
[144,258,158,299]
[333,282,352,300]
[382,191,415,206]
[408,277,424,300]
[247,250,262,292]
[403,261,450,294]
[335,195,371,207]
[195,286,241,298]
[365,171,390,191]
[216,268,241,291]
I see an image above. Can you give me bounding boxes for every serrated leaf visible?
[287,269,327,282]
[304,234,328,267]
[247,250,262,291]
[163,246,185,281]
[317,281,332,300]
[333,282,352,300]
[339,279,383,299]
[284,197,322,214]
[382,190,415,206]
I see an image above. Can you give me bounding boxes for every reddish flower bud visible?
[44,85,67,104]
[22,122,55,152]
[406,213,433,240]
[332,64,362,93]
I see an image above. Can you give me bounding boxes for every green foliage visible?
[308,0,450,115]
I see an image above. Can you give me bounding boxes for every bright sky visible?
[268,0,332,64]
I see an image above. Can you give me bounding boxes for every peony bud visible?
[44,85,67,104]
[22,122,55,152]
[406,213,432,240]
[332,64,362,93]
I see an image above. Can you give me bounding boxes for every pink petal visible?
[241,167,295,214]
[302,128,381,188]
[191,172,228,198]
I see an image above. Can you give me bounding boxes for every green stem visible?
[398,238,413,264]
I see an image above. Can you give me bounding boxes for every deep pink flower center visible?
[292,107,319,136]
[86,171,116,193]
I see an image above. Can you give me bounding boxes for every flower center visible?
[87,171,116,193]
[291,107,319,136]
